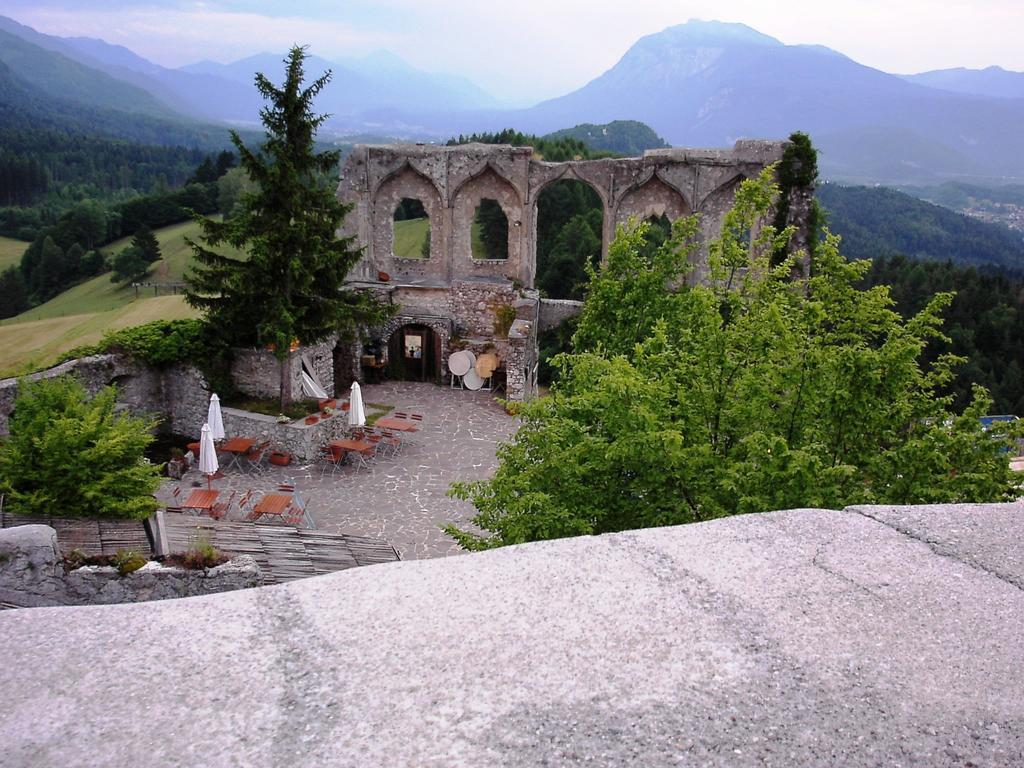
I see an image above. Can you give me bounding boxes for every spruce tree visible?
[131,224,161,264]
[185,46,388,408]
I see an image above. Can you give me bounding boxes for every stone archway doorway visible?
[387,324,440,382]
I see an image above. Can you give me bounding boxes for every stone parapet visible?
[0,524,262,607]
[3,504,1023,765]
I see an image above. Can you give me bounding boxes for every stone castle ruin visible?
[335,139,807,400]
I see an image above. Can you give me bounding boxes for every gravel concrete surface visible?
[2,503,1023,767]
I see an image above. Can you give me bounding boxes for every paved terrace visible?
[3,503,1023,766]
[158,381,517,560]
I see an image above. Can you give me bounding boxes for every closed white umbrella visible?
[207,393,225,441]
[198,423,218,488]
[348,381,366,427]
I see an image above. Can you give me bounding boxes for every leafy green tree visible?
[185,46,389,408]
[215,150,237,177]
[53,200,108,251]
[65,242,84,276]
[34,235,66,300]
[0,377,161,520]
[0,266,29,319]
[538,209,602,300]
[189,156,218,184]
[216,167,254,219]
[111,245,150,284]
[447,169,1022,549]
[131,224,161,263]
[79,248,107,277]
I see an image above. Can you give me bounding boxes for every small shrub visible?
[112,548,147,576]
[64,547,88,569]
[168,539,228,570]
[493,303,517,338]
[0,377,162,520]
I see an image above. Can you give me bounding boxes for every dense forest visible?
[817,183,1024,273]
[543,120,669,157]
[861,255,1024,415]
[0,153,230,318]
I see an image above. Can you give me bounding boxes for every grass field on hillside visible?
[0,295,198,377]
[0,219,241,375]
[0,235,27,271]
[393,217,429,258]
[5,219,243,325]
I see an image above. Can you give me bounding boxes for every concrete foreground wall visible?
[2,503,1022,767]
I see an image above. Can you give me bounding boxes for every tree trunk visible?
[279,349,292,412]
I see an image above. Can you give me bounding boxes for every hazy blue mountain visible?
[0,15,262,124]
[0,16,497,126]
[901,66,1024,100]
[351,19,1024,183]
[181,50,500,118]
[0,27,177,118]
[483,20,1023,184]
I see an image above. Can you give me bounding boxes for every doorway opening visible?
[387,324,440,382]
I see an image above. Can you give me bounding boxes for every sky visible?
[2,0,1022,104]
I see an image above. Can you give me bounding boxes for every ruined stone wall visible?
[230,338,337,401]
[0,355,206,438]
[338,140,794,292]
[0,354,132,435]
[538,299,585,333]
[220,406,349,462]
[448,280,520,339]
[0,525,262,608]
[336,139,806,400]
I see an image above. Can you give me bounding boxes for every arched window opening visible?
[535,179,603,300]
[639,213,672,258]
[392,197,431,259]
[471,199,508,260]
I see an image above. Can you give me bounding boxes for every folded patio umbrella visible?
[198,423,219,489]
[207,393,225,441]
[349,381,366,427]
[301,370,329,399]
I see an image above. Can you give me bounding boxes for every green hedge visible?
[61,319,207,366]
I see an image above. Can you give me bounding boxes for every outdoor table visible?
[330,438,375,470]
[330,438,375,454]
[250,493,292,521]
[375,418,418,432]
[182,489,219,514]
[220,437,256,471]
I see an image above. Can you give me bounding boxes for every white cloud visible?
[14,5,394,66]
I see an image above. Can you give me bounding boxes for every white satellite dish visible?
[448,351,471,376]
[463,368,484,391]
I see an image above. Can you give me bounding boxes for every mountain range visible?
[1,15,1024,185]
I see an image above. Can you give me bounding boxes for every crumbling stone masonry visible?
[337,140,808,400]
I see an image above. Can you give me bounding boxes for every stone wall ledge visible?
[2,503,1023,766]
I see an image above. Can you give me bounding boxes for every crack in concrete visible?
[848,506,1024,593]
[810,544,880,598]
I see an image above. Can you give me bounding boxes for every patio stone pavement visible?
[158,382,517,560]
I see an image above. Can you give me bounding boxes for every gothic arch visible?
[614,172,692,227]
[371,164,445,272]
[371,159,444,205]
[451,161,524,208]
[529,165,610,210]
